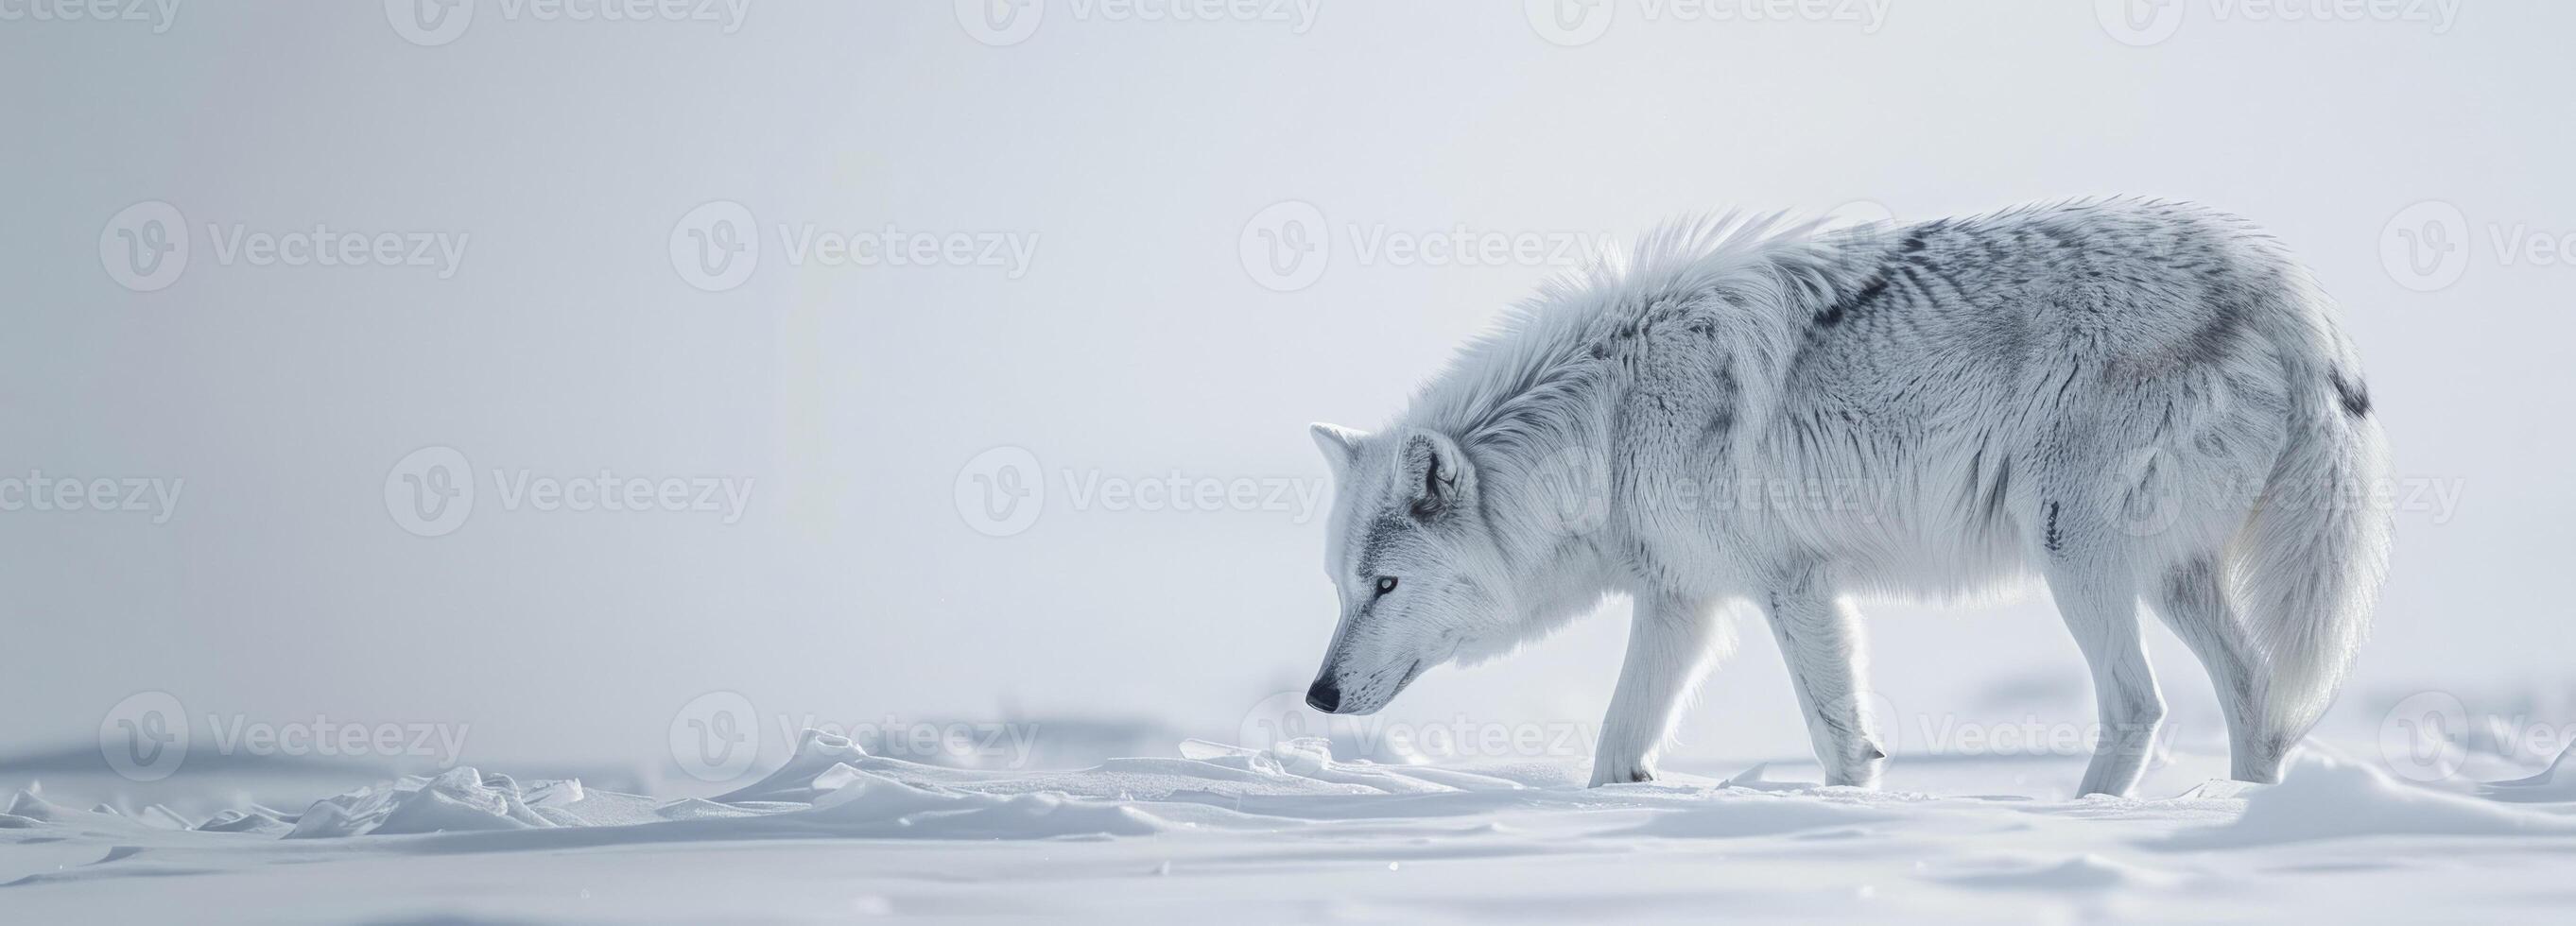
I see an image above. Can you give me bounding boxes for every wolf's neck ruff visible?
[1391,213,1891,570]
[1403,213,1888,455]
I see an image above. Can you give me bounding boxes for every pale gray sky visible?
[4,2,2567,768]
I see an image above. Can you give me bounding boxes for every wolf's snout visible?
[1305,677,1343,713]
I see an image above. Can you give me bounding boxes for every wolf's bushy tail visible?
[2229,281,2394,744]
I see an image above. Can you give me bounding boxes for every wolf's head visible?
[1302,422,1520,715]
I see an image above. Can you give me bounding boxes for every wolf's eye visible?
[1374,576,1399,597]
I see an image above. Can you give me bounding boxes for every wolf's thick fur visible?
[1305,198,2391,797]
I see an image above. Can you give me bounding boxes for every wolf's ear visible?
[1396,428,1475,522]
[1309,422,1365,478]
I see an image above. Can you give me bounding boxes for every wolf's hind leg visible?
[1760,574,1886,788]
[2151,557,2289,783]
[2044,557,2166,797]
[1590,595,1724,787]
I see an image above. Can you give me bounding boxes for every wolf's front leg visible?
[1590,595,1723,786]
[1760,576,1886,788]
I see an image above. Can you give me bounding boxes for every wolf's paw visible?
[1822,742,1887,789]
[1588,759,1655,787]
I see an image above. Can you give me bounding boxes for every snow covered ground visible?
[9,725,2576,924]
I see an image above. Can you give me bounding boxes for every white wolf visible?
[1303,198,2390,797]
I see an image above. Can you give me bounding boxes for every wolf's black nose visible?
[1305,678,1342,712]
